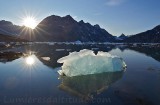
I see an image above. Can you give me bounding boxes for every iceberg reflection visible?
[58,71,124,100]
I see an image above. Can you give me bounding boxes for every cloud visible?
[105,0,125,6]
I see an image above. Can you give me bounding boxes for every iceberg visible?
[57,49,127,77]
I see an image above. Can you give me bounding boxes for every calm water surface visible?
[0,44,160,105]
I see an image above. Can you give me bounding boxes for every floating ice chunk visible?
[55,49,65,51]
[41,57,50,61]
[74,40,82,45]
[57,49,127,77]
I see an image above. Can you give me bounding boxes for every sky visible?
[0,0,160,36]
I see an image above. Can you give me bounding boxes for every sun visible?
[25,56,35,65]
[23,17,37,29]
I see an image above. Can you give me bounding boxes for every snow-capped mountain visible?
[115,33,128,41]
[118,33,128,40]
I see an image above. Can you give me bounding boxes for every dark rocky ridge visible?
[0,15,160,43]
[20,15,114,42]
[0,20,21,36]
[124,25,160,43]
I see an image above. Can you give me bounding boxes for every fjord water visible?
[0,44,160,105]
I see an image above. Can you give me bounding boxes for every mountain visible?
[0,33,26,42]
[114,33,128,41]
[125,25,160,43]
[0,20,21,36]
[1,15,160,43]
[118,33,128,40]
[0,20,29,42]
[20,15,114,42]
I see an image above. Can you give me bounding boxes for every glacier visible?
[57,49,127,77]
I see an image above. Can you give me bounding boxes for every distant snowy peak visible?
[118,34,128,40]
[114,33,128,41]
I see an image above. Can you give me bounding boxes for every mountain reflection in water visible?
[0,51,23,63]
[1,44,160,68]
